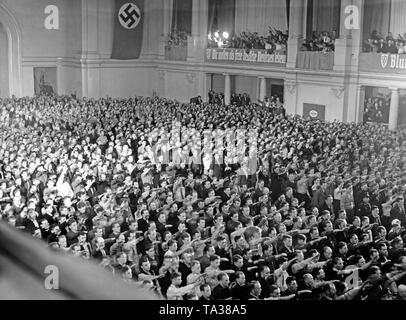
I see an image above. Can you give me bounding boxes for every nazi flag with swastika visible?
[112,0,144,60]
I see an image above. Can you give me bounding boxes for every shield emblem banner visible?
[381,54,389,69]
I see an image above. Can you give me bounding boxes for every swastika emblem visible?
[118,3,141,29]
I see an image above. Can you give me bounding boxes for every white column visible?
[334,0,364,72]
[191,0,200,37]
[258,77,266,102]
[187,0,201,61]
[287,0,305,68]
[187,0,210,62]
[224,74,231,106]
[356,85,366,124]
[389,88,400,131]
[302,0,308,38]
[80,0,100,98]
[159,0,173,59]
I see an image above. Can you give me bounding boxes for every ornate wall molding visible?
[158,70,166,80]
[186,72,196,84]
[0,2,23,97]
[331,87,345,99]
[285,81,297,94]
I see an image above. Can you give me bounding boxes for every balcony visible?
[359,53,406,74]
[205,47,286,66]
[296,51,334,71]
[165,45,188,61]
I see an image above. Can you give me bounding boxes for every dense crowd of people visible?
[1,94,406,301]
[363,95,390,124]
[364,31,406,54]
[301,31,337,53]
[261,96,285,117]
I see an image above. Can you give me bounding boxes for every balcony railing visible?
[359,53,406,74]
[205,48,286,66]
[165,45,188,61]
[297,51,334,70]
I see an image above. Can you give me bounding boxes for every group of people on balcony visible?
[207,28,288,54]
[363,96,390,124]
[207,90,253,107]
[165,29,189,48]
[364,31,406,54]
[301,31,337,53]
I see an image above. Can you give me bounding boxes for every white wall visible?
[163,70,199,102]
[296,83,344,122]
[212,74,225,93]
[233,75,258,100]
[3,0,82,58]
[0,23,8,97]
[100,65,152,98]
[58,64,82,96]
[98,0,114,59]
[22,66,35,97]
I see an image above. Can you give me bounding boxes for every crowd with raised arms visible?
[1,94,406,300]
[364,31,406,54]
[301,31,337,52]
[207,29,288,54]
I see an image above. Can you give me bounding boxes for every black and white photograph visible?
[0,0,406,310]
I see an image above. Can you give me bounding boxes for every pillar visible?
[302,0,308,38]
[188,0,209,62]
[287,0,305,68]
[389,88,400,131]
[81,0,100,98]
[188,0,201,61]
[224,74,231,106]
[159,0,173,59]
[334,0,364,72]
[258,77,266,102]
[356,85,366,124]
[191,0,200,37]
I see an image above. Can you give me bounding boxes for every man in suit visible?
[208,90,215,104]
[22,209,40,235]
[391,197,406,227]
[387,39,398,54]
[319,195,335,216]
[230,271,249,300]
[377,39,388,53]
[357,194,372,217]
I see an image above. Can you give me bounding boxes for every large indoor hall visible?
[0,0,406,304]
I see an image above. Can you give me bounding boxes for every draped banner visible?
[363,0,390,41]
[171,0,192,33]
[111,0,145,60]
[208,0,236,34]
[390,0,406,39]
[235,0,288,35]
[312,0,340,34]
